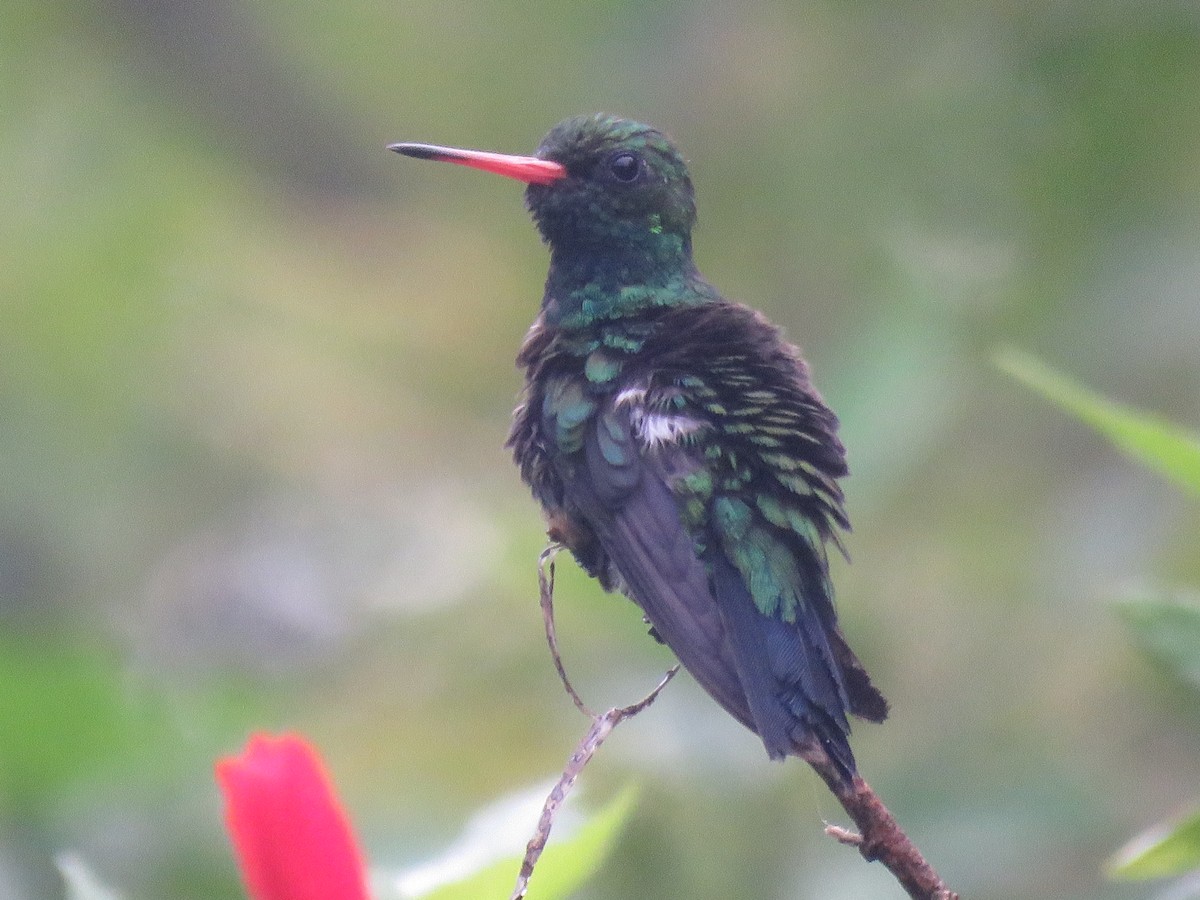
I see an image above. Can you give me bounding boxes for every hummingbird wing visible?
[568,394,865,777]
[542,301,887,779]
[570,427,764,735]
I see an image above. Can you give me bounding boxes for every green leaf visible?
[1108,807,1200,880]
[373,785,638,900]
[994,346,1200,498]
[1114,592,1200,691]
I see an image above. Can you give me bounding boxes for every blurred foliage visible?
[996,347,1200,498]
[1108,688,1200,897]
[3,0,1200,898]
[1110,808,1200,884]
[57,854,121,900]
[373,786,637,900]
[1118,595,1200,694]
[1001,351,1200,888]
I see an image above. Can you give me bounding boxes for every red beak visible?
[388,142,566,185]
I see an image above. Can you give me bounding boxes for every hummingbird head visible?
[524,114,697,259]
[390,114,697,272]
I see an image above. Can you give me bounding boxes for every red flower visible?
[215,733,370,900]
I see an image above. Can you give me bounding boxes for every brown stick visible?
[797,741,958,900]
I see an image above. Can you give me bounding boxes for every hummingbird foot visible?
[643,618,666,644]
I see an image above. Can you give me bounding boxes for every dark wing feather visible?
[569,401,866,781]
[638,301,888,730]
[574,404,757,732]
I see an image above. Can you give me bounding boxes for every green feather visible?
[544,378,596,452]
[595,411,631,466]
[713,496,805,622]
[585,350,623,384]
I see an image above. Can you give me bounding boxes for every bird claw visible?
[644,618,666,644]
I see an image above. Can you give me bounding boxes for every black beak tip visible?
[387,142,440,160]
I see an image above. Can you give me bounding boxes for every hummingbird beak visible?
[387,142,566,185]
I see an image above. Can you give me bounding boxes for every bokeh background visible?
[4,1,1200,898]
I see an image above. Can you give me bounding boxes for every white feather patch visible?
[614,385,648,408]
[634,411,705,446]
[615,382,706,446]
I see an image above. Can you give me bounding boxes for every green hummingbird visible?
[390,114,887,783]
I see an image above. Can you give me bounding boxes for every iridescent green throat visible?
[543,243,718,331]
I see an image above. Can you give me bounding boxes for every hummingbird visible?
[390,114,887,783]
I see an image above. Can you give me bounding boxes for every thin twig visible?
[512,545,678,900]
[537,544,593,716]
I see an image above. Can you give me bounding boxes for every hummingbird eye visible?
[608,152,641,183]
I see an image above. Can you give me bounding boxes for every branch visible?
[799,742,958,900]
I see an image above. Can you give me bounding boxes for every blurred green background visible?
[3,0,1200,897]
